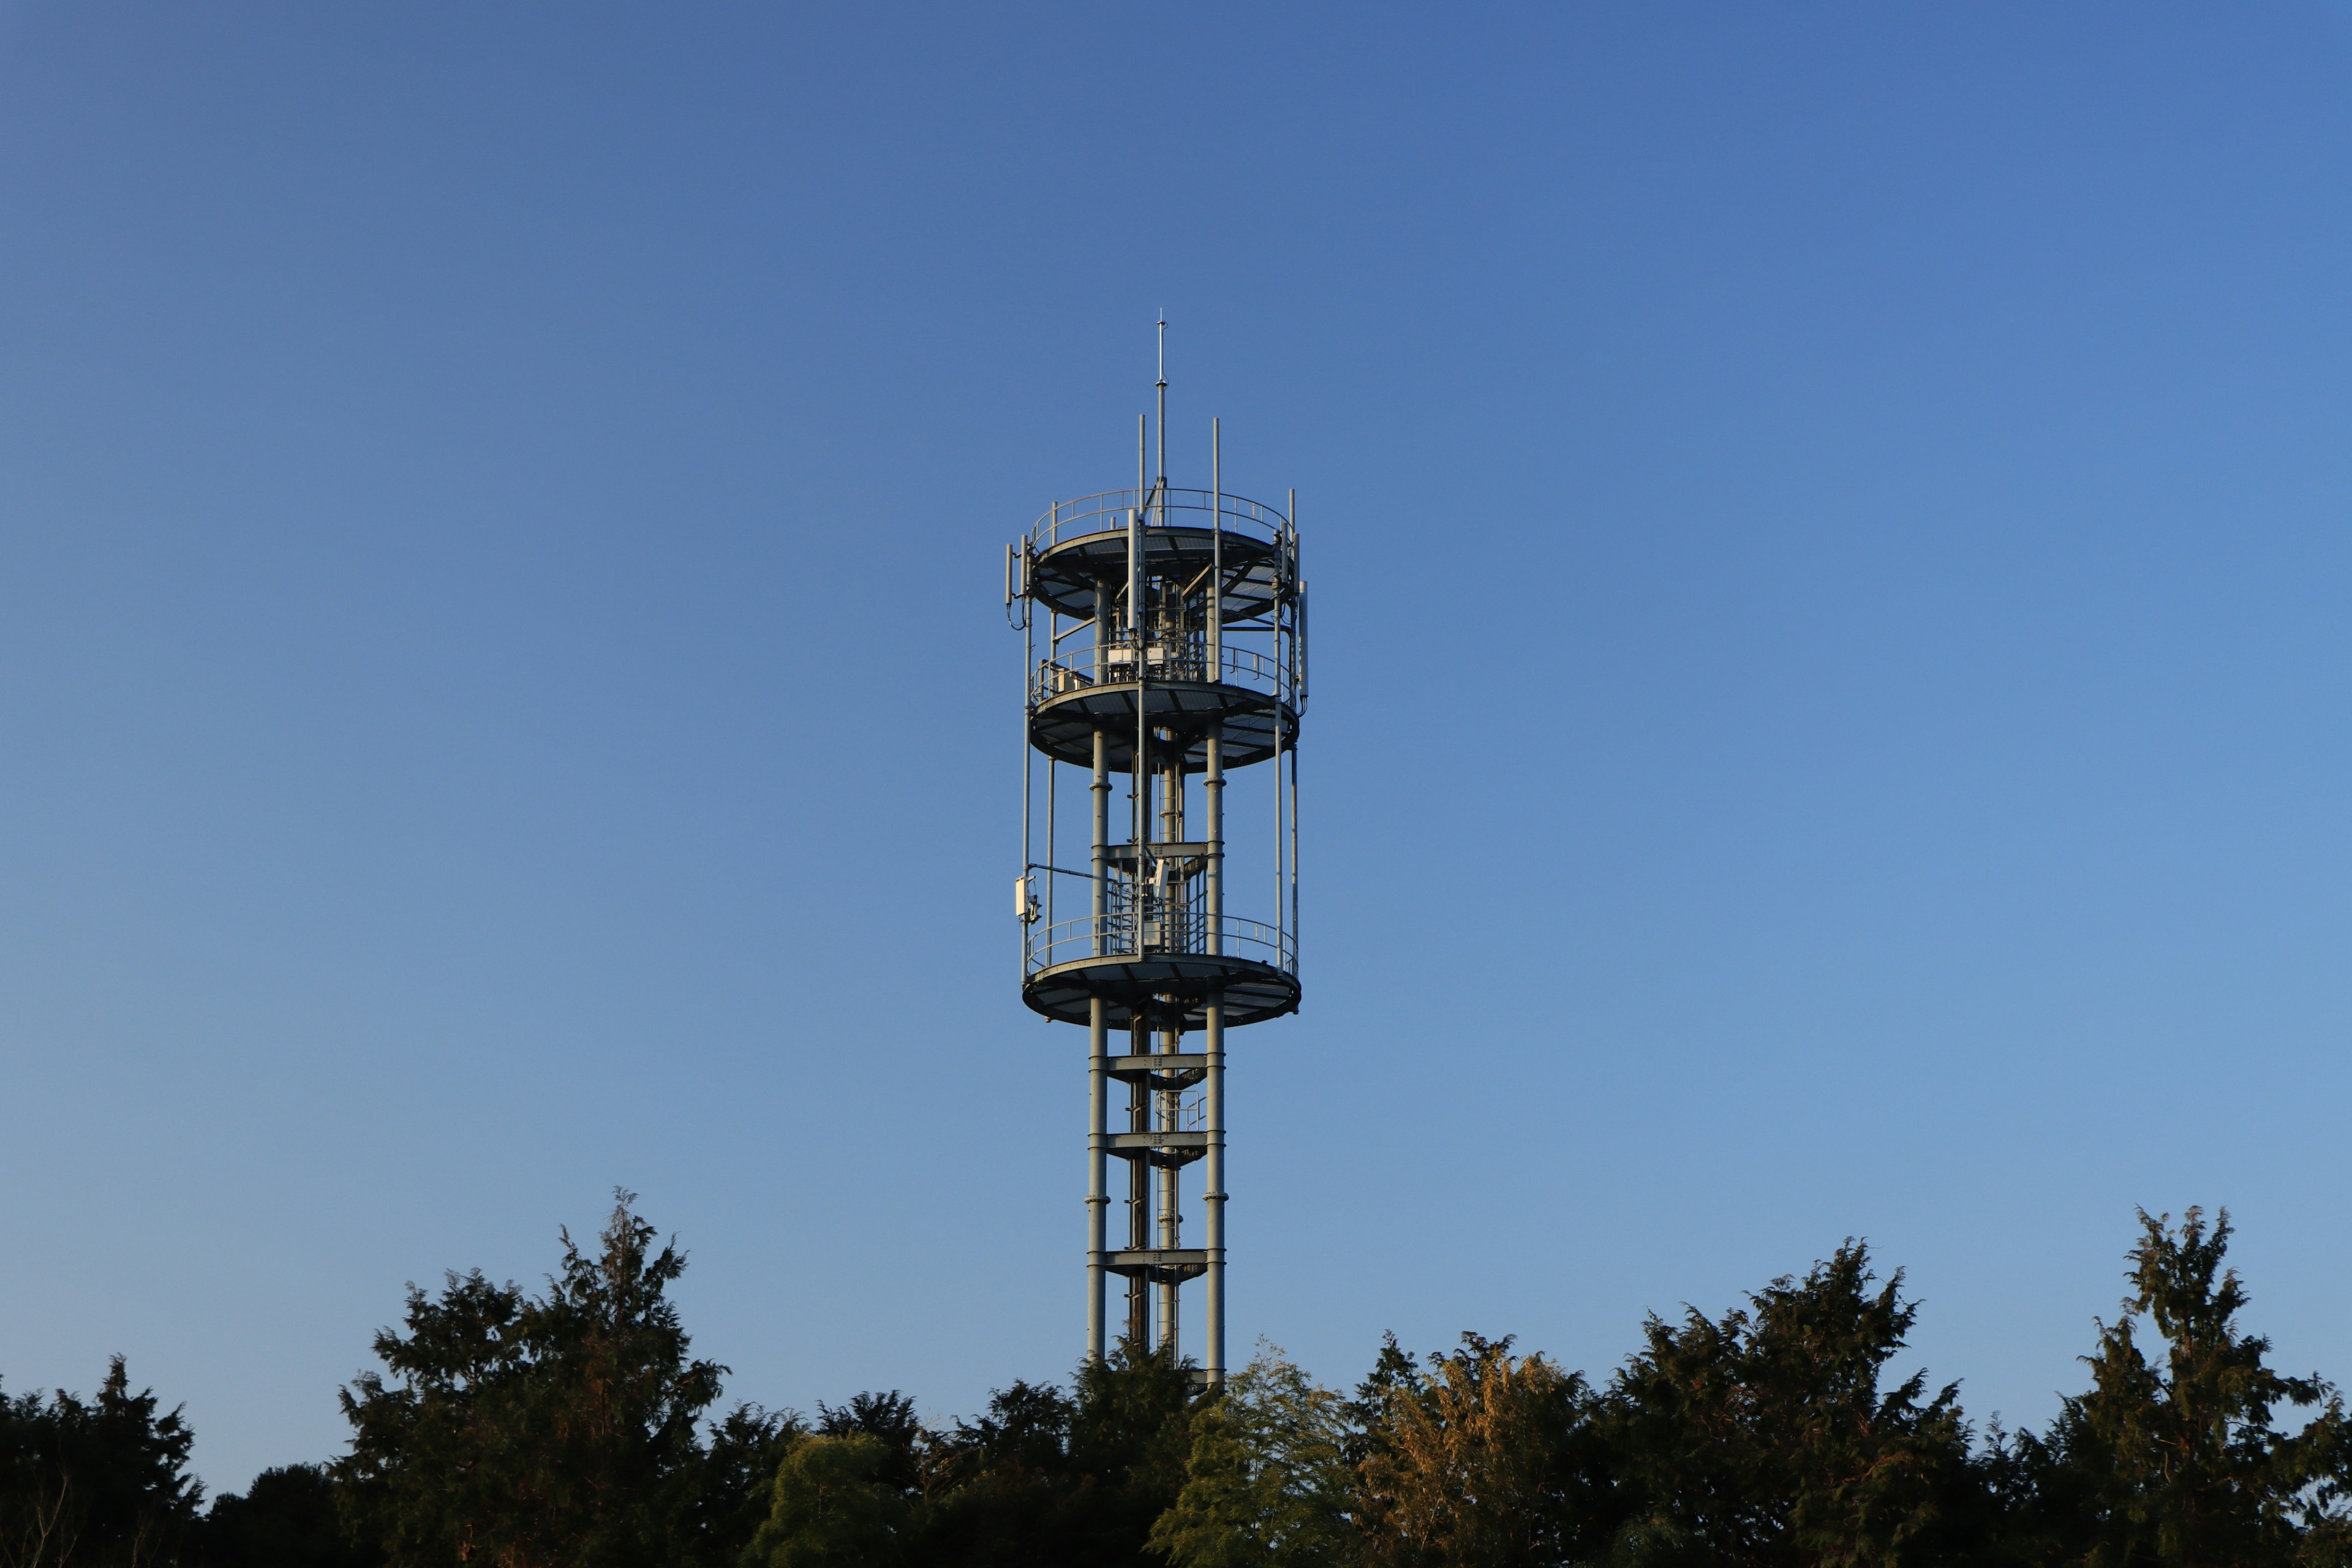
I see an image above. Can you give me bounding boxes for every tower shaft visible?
[1012,394,1304,1383]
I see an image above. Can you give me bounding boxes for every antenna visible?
[1155,317,1168,486]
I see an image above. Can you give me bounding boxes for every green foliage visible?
[909,1342,1200,1566]
[680,1406,807,1567]
[200,1464,376,1568]
[1354,1333,1598,1568]
[333,1191,726,1568]
[814,1395,924,1502]
[32,1197,2352,1568]
[1148,1343,1357,1568]
[1597,1241,1978,1567]
[0,1356,203,1568]
[741,1436,905,1568]
[2035,1207,2352,1568]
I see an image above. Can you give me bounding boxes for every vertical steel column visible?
[1088,718,1112,1362]
[1127,1017,1148,1350]
[1206,728,1223,956]
[1204,715,1227,1383]
[1289,495,1301,954]
[1087,997,1107,1362]
[1155,748,1182,1357]
[1273,641,1286,948]
[1210,420,1222,665]
[1091,731,1108,956]
[1158,1017,1178,1357]
[1129,503,1148,956]
[1204,992,1226,1385]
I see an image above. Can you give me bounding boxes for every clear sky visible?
[7,2,2352,1496]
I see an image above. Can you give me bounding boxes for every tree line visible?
[8,1194,2351,1567]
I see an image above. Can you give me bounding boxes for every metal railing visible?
[1030,639,1297,709]
[1023,910,1297,978]
[1031,488,1290,556]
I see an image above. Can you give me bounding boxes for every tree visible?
[1148,1343,1357,1568]
[680,1406,805,1568]
[1598,1242,1978,1567]
[910,1344,1199,1566]
[905,1380,1082,1567]
[1354,1334,1597,1568]
[741,1436,906,1568]
[334,1192,726,1568]
[200,1465,377,1568]
[815,1395,925,1502]
[2040,1207,2352,1568]
[0,1357,203,1568]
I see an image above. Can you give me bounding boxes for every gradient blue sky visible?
[8,2,2352,1495]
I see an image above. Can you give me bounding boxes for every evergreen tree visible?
[333,1192,726,1568]
[814,1395,925,1502]
[1597,1242,1979,1567]
[2038,1207,2352,1568]
[681,1406,805,1568]
[910,1342,1199,1566]
[1354,1333,1597,1568]
[199,1465,376,1568]
[0,1357,203,1568]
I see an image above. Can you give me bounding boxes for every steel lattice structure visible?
[1006,348,1303,1382]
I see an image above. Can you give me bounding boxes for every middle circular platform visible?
[1029,674,1297,771]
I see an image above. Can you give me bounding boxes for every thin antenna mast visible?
[1156,317,1167,487]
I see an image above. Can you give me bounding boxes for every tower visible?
[1006,339,1304,1382]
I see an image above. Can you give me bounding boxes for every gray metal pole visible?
[1210,420,1221,675]
[1206,728,1223,954]
[1044,612,1056,934]
[1129,1017,1148,1350]
[1273,647,1285,948]
[1129,502,1147,943]
[1088,996,1107,1362]
[1092,730,1108,957]
[1204,990,1225,1385]
[1156,753,1184,1358]
[1158,1017,1178,1357]
[1022,551,1033,946]
[1289,494,1301,955]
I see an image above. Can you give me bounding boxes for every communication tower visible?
[1006,332,1304,1382]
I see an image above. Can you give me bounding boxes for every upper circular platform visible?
[1028,489,1292,624]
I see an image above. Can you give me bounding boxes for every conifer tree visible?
[334,1192,725,1568]
[2040,1208,2352,1568]
[0,1357,202,1568]
[1354,1333,1595,1568]
[1597,1242,1977,1567]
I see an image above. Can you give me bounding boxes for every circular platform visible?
[1022,951,1301,1030]
[1030,526,1286,624]
[1028,675,1297,771]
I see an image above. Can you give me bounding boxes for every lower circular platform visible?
[1022,952,1300,1030]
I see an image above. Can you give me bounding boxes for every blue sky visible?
[7,2,2352,1493]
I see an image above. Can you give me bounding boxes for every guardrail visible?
[1031,488,1290,556]
[1030,640,1296,708]
[1023,910,1296,977]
